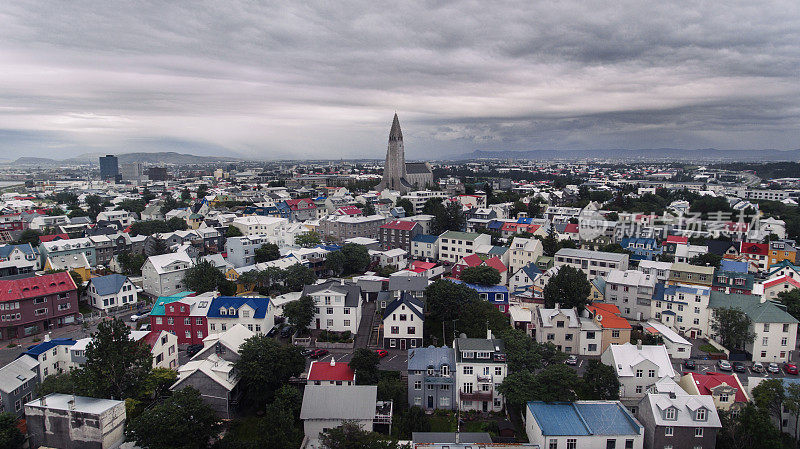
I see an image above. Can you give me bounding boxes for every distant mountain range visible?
[452,148,800,161]
[12,152,241,166]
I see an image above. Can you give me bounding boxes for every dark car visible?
[186,344,204,358]
[266,326,280,337]
[683,359,696,370]
[732,361,746,373]
[280,326,295,338]
[309,349,329,358]
[301,348,315,357]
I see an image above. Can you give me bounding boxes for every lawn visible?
[429,413,456,432]
[699,343,722,353]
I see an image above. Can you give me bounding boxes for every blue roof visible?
[412,234,439,244]
[521,263,542,279]
[527,402,641,436]
[653,282,665,301]
[316,244,342,252]
[516,217,534,224]
[621,237,657,248]
[408,346,454,371]
[0,243,37,258]
[487,220,504,230]
[720,260,748,274]
[207,296,271,319]
[22,338,77,357]
[88,274,129,296]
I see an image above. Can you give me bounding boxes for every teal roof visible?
[150,291,195,316]
[440,231,482,241]
[708,291,799,324]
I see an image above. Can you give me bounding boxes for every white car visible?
[768,362,780,374]
[130,312,149,322]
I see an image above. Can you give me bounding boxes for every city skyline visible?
[0,1,798,161]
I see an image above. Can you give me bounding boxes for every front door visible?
[427,395,433,409]
[400,339,406,350]
[482,401,488,412]
[316,319,320,329]
[690,330,696,339]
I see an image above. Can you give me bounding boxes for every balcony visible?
[460,389,493,402]
[476,374,493,383]
[424,375,454,385]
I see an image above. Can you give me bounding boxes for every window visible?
[407,326,415,334]
[463,366,473,375]
[782,337,788,346]
[184,318,190,325]
[764,323,770,332]
[414,381,421,390]
[495,367,502,376]
[606,439,616,449]
[326,319,333,327]
[784,324,791,332]
[648,369,655,378]
[612,330,620,338]
[625,440,633,449]
[635,385,643,394]
[557,320,565,328]
[185,331,190,338]
[719,394,729,402]
[391,326,399,334]
[567,439,577,449]
[665,426,673,436]
[695,428,703,438]
[327,308,334,315]
[463,382,473,393]
[665,408,676,420]
[168,317,174,325]
[549,440,558,449]
[586,331,596,339]
[344,320,351,327]
[635,369,643,378]
[546,333,555,341]
[696,408,706,421]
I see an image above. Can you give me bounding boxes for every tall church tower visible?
[377,113,412,193]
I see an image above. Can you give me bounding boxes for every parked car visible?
[301,349,315,357]
[717,360,733,371]
[130,312,150,322]
[732,361,746,373]
[785,363,799,375]
[266,326,280,337]
[309,349,329,358]
[683,359,696,370]
[280,326,294,339]
[139,323,151,331]
[376,349,388,358]
[565,355,578,366]
[186,344,204,358]
[768,362,780,373]
[751,362,765,373]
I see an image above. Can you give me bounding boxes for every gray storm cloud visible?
[0,0,797,160]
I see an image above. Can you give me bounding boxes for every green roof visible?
[149,291,195,316]
[709,291,799,324]
[440,231,483,241]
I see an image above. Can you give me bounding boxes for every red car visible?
[784,363,799,375]
[376,349,388,358]
[309,349,329,359]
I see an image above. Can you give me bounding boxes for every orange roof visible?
[586,302,631,329]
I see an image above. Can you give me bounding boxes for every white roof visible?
[538,307,580,328]
[643,392,721,428]
[638,260,672,271]
[173,353,237,392]
[645,321,691,346]
[232,215,287,226]
[606,269,656,287]
[146,251,193,274]
[605,343,676,378]
[198,323,254,356]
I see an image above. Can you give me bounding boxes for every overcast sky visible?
[0,1,798,160]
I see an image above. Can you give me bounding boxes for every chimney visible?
[330,357,335,367]
[487,329,493,340]
[43,333,51,342]
[340,279,345,286]
[554,302,560,311]
[68,399,75,410]
[40,396,46,407]
[637,339,643,350]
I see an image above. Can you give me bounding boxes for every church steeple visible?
[389,113,403,142]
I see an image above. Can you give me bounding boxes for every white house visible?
[141,251,194,297]
[554,248,629,280]
[601,343,676,409]
[369,248,408,269]
[300,385,380,446]
[454,331,507,413]
[302,280,363,334]
[230,215,288,236]
[437,231,491,263]
[381,292,424,350]
[508,237,544,275]
[96,210,135,227]
[206,296,276,335]
[85,274,138,311]
[644,320,692,360]
[604,269,657,321]
[525,401,644,449]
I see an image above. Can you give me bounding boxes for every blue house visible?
[206,296,276,335]
[621,237,662,261]
[525,401,643,448]
[448,279,509,313]
[20,338,77,380]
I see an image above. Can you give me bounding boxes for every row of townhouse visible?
[533,303,632,356]
[148,292,277,344]
[0,272,79,341]
[318,214,387,242]
[0,243,40,278]
[554,248,630,280]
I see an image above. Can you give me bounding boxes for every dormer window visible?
[229,307,235,315]
[220,308,227,315]
[665,407,676,420]
[696,408,707,421]
[441,365,449,376]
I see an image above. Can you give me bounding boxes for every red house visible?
[149,293,211,345]
[0,272,79,340]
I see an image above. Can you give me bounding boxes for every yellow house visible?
[44,254,91,283]
[225,267,255,294]
[768,241,798,267]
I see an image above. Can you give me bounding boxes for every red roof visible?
[763,275,800,290]
[307,360,355,382]
[141,330,161,347]
[336,205,362,215]
[380,220,418,231]
[286,198,316,210]
[39,233,69,243]
[0,272,76,303]
[665,235,688,244]
[740,242,768,256]
[564,223,579,233]
[410,261,436,273]
[586,302,631,329]
[461,254,484,267]
[687,372,748,403]
[484,256,507,273]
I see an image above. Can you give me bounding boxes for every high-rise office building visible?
[99,155,119,181]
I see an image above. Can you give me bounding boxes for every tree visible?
[456,300,511,339]
[778,288,800,321]
[689,252,722,268]
[226,225,244,237]
[184,260,227,294]
[284,263,317,291]
[234,335,305,408]
[118,251,147,276]
[85,194,105,219]
[295,231,322,248]
[149,235,170,256]
[126,387,220,449]
[36,371,79,396]
[81,318,153,400]
[254,243,281,263]
[395,198,415,217]
[431,201,465,234]
[543,266,591,311]
[130,220,171,236]
[349,348,381,385]
[459,265,501,286]
[394,406,431,439]
[341,243,371,274]
[711,307,755,351]
[752,378,785,432]
[541,227,559,257]
[359,202,376,215]
[16,229,41,246]
[283,296,315,334]
[166,216,188,231]
[320,421,399,449]
[160,196,180,215]
[0,412,24,449]
[581,360,620,400]
[499,364,582,408]
[727,404,783,449]
[117,199,147,214]
[325,251,346,276]
[181,188,191,201]
[424,279,479,322]
[784,382,800,444]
